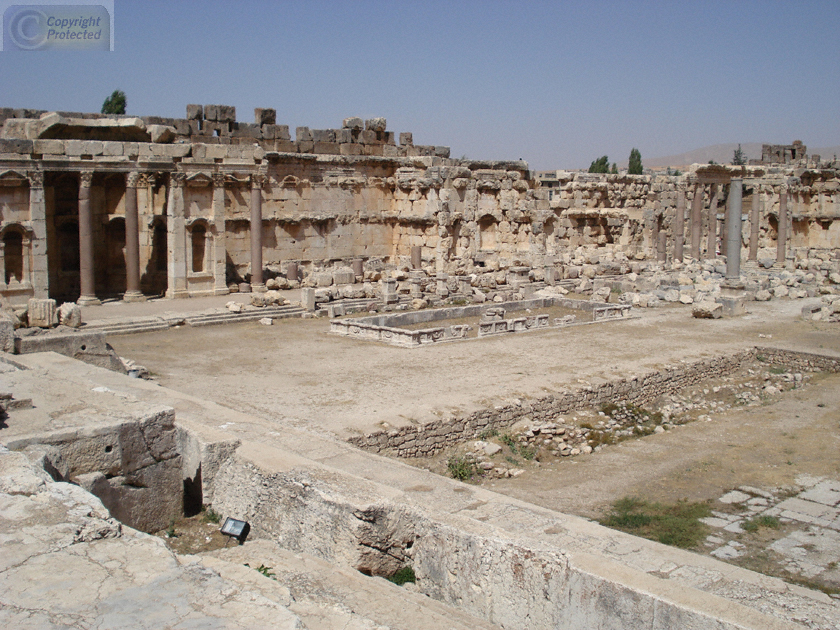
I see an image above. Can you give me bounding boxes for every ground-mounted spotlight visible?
[220,517,250,544]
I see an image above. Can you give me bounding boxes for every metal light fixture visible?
[220,517,250,544]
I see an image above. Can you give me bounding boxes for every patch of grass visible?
[478,427,498,440]
[579,422,595,430]
[165,517,178,538]
[201,506,221,524]
[741,515,781,533]
[599,497,712,549]
[505,455,519,465]
[447,456,479,482]
[387,565,416,586]
[518,445,536,460]
[769,366,786,375]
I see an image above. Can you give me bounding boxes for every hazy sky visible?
[2,0,839,170]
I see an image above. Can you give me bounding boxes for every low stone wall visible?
[349,347,838,458]
[330,297,631,347]
[755,346,840,373]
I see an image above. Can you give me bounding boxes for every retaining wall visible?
[349,347,839,457]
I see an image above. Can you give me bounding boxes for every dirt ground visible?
[113,296,840,591]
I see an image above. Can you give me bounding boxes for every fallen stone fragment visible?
[692,301,722,319]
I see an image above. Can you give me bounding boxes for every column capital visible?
[126,171,141,188]
[170,172,186,188]
[251,172,266,189]
[27,170,44,189]
[779,183,789,193]
[212,172,225,188]
[79,171,94,188]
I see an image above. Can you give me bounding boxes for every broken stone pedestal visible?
[380,278,398,304]
[716,280,747,317]
[27,298,58,328]
[300,287,316,312]
[436,273,449,298]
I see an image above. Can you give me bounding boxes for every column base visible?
[123,291,146,303]
[77,295,101,307]
[251,283,267,293]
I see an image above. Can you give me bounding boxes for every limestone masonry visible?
[0,104,838,307]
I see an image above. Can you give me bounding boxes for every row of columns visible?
[671,179,789,268]
[76,170,145,305]
[70,168,266,304]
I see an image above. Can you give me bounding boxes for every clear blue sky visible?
[2,0,839,170]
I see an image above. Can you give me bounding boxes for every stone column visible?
[721,187,730,258]
[748,184,761,261]
[410,245,422,270]
[690,180,703,260]
[77,171,100,306]
[27,170,49,298]
[705,184,720,258]
[123,172,144,302]
[166,172,189,298]
[21,235,31,286]
[211,173,229,295]
[0,241,5,286]
[726,178,742,279]
[777,184,788,265]
[250,173,265,292]
[673,182,685,262]
[657,228,667,262]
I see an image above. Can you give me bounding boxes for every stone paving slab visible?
[800,481,840,507]
[776,497,840,521]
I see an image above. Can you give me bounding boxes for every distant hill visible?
[638,143,840,169]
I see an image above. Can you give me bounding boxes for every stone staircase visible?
[85,304,305,336]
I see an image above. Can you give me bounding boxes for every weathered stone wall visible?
[1,105,839,303]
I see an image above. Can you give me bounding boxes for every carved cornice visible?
[27,170,44,189]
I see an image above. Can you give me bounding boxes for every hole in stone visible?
[80,344,86,351]
[105,445,113,453]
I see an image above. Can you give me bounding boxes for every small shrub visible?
[500,433,517,448]
[201,506,221,524]
[519,445,536,460]
[769,366,785,375]
[245,563,275,579]
[387,565,416,585]
[447,456,478,481]
[479,427,498,440]
[165,517,178,538]
[600,402,620,417]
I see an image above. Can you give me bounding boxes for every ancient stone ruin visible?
[1,104,839,629]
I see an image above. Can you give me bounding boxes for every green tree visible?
[610,163,618,174]
[101,90,126,115]
[588,155,610,174]
[732,144,746,165]
[628,148,643,175]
